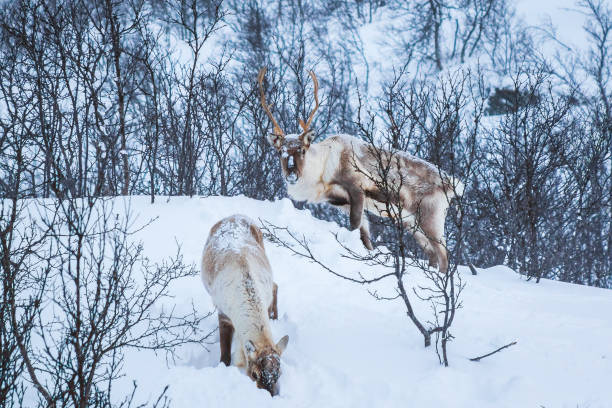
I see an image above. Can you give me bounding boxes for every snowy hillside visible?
[114,196,612,408]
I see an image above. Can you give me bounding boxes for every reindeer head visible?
[244,335,289,396]
[257,68,319,185]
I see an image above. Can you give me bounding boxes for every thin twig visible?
[469,341,517,362]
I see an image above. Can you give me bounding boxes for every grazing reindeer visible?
[201,215,289,396]
[257,68,464,273]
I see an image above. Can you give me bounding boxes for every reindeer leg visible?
[412,229,438,268]
[432,242,448,274]
[268,283,278,320]
[218,312,234,366]
[403,211,438,268]
[346,186,365,231]
[359,213,374,250]
[418,194,449,273]
[327,183,370,249]
[335,200,372,250]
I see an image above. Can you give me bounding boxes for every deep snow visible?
[113,195,612,408]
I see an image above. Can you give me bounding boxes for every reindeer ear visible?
[267,133,283,150]
[276,335,289,354]
[300,130,314,148]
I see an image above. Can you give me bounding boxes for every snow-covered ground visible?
[115,195,612,408]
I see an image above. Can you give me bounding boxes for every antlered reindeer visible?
[201,215,289,396]
[257,68,464,273]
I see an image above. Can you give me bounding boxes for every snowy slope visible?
[112,195,612,408]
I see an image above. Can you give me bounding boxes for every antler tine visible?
[257,67,284,137]
[299,70,320,133]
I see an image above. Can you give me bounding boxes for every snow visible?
[105,195,612,408]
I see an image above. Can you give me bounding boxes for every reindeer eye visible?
[251,371,259,380]
[301,148,306,155]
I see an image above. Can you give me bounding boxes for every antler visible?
[299,70,319,134]
[257,67,284,138]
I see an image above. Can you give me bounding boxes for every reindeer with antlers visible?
[257,68,464,273]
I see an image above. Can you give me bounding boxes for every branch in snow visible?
[259,219,395,285]
[470,341,518,362]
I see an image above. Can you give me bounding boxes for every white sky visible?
[515,0,591,52]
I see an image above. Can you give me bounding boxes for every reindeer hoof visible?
[361,237,374,250]
[360,230,374,250]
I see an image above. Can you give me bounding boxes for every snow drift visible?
[116,195,611,408]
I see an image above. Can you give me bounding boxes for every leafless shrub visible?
[4,196,214,407]
[260,66,481,365]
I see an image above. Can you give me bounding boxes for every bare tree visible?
[578,0,612,286]
[260,66,478,365]
[159,0,226,196]
[388,0,512,71]
[479,66,576,282]
[7,196,214,407]
[0,120,53,407]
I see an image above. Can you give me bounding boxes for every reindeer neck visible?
[228,263,274,346]
[286,141,337,202]
[236,306,274,348]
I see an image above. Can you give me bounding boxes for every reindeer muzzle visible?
[286,173,298,184]
[285,156,299,184]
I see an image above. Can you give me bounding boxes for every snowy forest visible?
[1,0,611,407]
